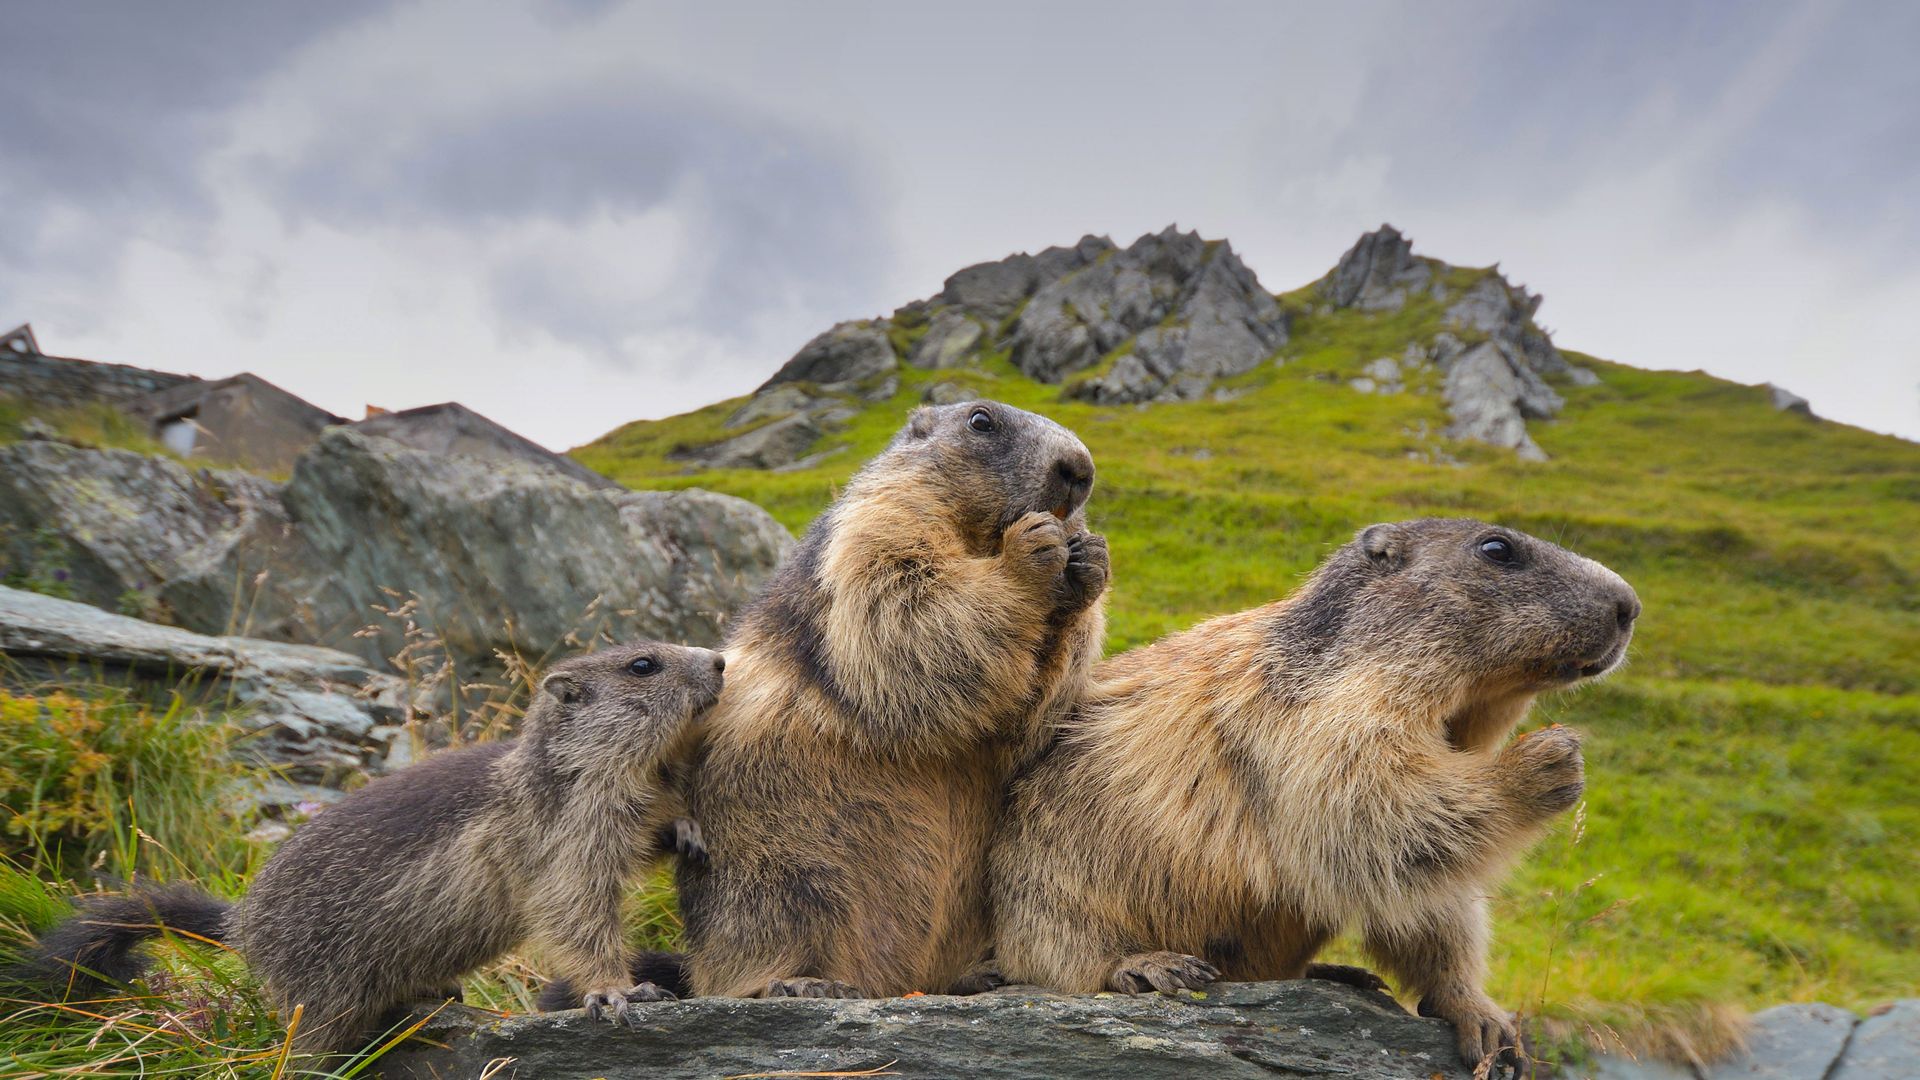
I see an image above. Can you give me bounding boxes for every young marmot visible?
[23,642,724,1055]
[989,519,1640,1075]
[676,400,1109,999]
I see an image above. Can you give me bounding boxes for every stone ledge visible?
[372,980,1471,1080]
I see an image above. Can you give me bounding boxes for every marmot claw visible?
[672,817,708,865]
[1108,951,1220,995]
[1060,531,1111,609]
[765,976,863,998]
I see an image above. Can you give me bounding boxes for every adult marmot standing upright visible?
[989,519,1639,1075]
[679,400,1108,998]
[23,642,723,1055]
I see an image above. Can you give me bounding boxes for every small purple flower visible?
[53,569,69,582]
[294,800,326,817]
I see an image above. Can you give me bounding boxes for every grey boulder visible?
[1830,1000,1920,1080]
[908,310,986,369]
[0,431,791,689]
[373,980,1472,1080]
[1704,1002,1858,1079]
[1442,340,1563,461]
[0,441,285,620]
[1765,383,1815,418]
[685,411,827,470]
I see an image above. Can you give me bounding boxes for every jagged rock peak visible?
[1010,225,1289,404]
[1322,224,1434,311]
[938,234,1117,322]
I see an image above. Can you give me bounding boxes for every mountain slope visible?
[574,227,1920,1050]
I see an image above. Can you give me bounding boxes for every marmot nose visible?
[1615,594,1641,631]
[712,653,727,673]
[1055,456,1094,499]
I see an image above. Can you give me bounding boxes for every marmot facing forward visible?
[25,643,723,1055]
[679,400,1109,999]
[990,519,1639,1075]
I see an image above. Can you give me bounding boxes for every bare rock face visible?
[1764,383,1815,418]
[1324,226,1594,460]
[372,980,1473,1080]
[1321,224,1433,311]
[0,584,411,804]
[757,321,898,393]
[908,310,987,370]
[0,432,791,690]
[1441,341,1563,461]
[0,440,287,619]
[1016,226,1288,404]
[938,234,1115,321]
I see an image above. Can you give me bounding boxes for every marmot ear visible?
[1358,523,1406,569]
[540,671,579,705]
[905,407,936,440]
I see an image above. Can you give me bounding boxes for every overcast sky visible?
[4,1,1916,448]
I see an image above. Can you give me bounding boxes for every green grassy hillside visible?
[576,284,1920,1054]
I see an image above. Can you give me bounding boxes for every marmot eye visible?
[1477,537,1516,565]
[628,656,658,677]
[967,408,996,433]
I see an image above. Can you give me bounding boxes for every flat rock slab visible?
[372,981,1471,1080]
[1831,1000,1920,1080]
[1704,1002,1858,1079]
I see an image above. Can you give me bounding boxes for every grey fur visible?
[26,641,723,1055]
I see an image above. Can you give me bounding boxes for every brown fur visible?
[678,400,1108,998]
[989,518,1640,1074]
[24,642,722,1055]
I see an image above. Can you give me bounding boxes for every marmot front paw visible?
[1419,991,1527,1079]
[764,976,863,998]
[1107,951,1219,995]
[1003,511,1070,586]
[583,981,676,1026]
[1059,531,1110,611]
[1502,724,1585,817]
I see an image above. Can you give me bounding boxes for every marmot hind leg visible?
[1304,962,1392,994]
[947,960,1007,995]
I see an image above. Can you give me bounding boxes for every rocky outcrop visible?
[0,584,412,806]
[676,226,1293,465]
[1442,341,1562,461]
[1764,383,1815,418]
[757,321,899,393]
[0,431,791,691]
[373,980,1472,1080]
[674,322,906,470]
[0,440,286,617]
[938,234,1115,321]
[1324,226,1598,460]
[1320,224,1435,311]
[908,310,986,370]
[1015,227,1288,404]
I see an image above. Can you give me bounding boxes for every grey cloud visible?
[0,2,391,322]
[256,84,891,365]
[0,5,389,232]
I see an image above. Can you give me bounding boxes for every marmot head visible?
[859,400,1095,548]
[1301,518,1640,695]
[528,641,725,777]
